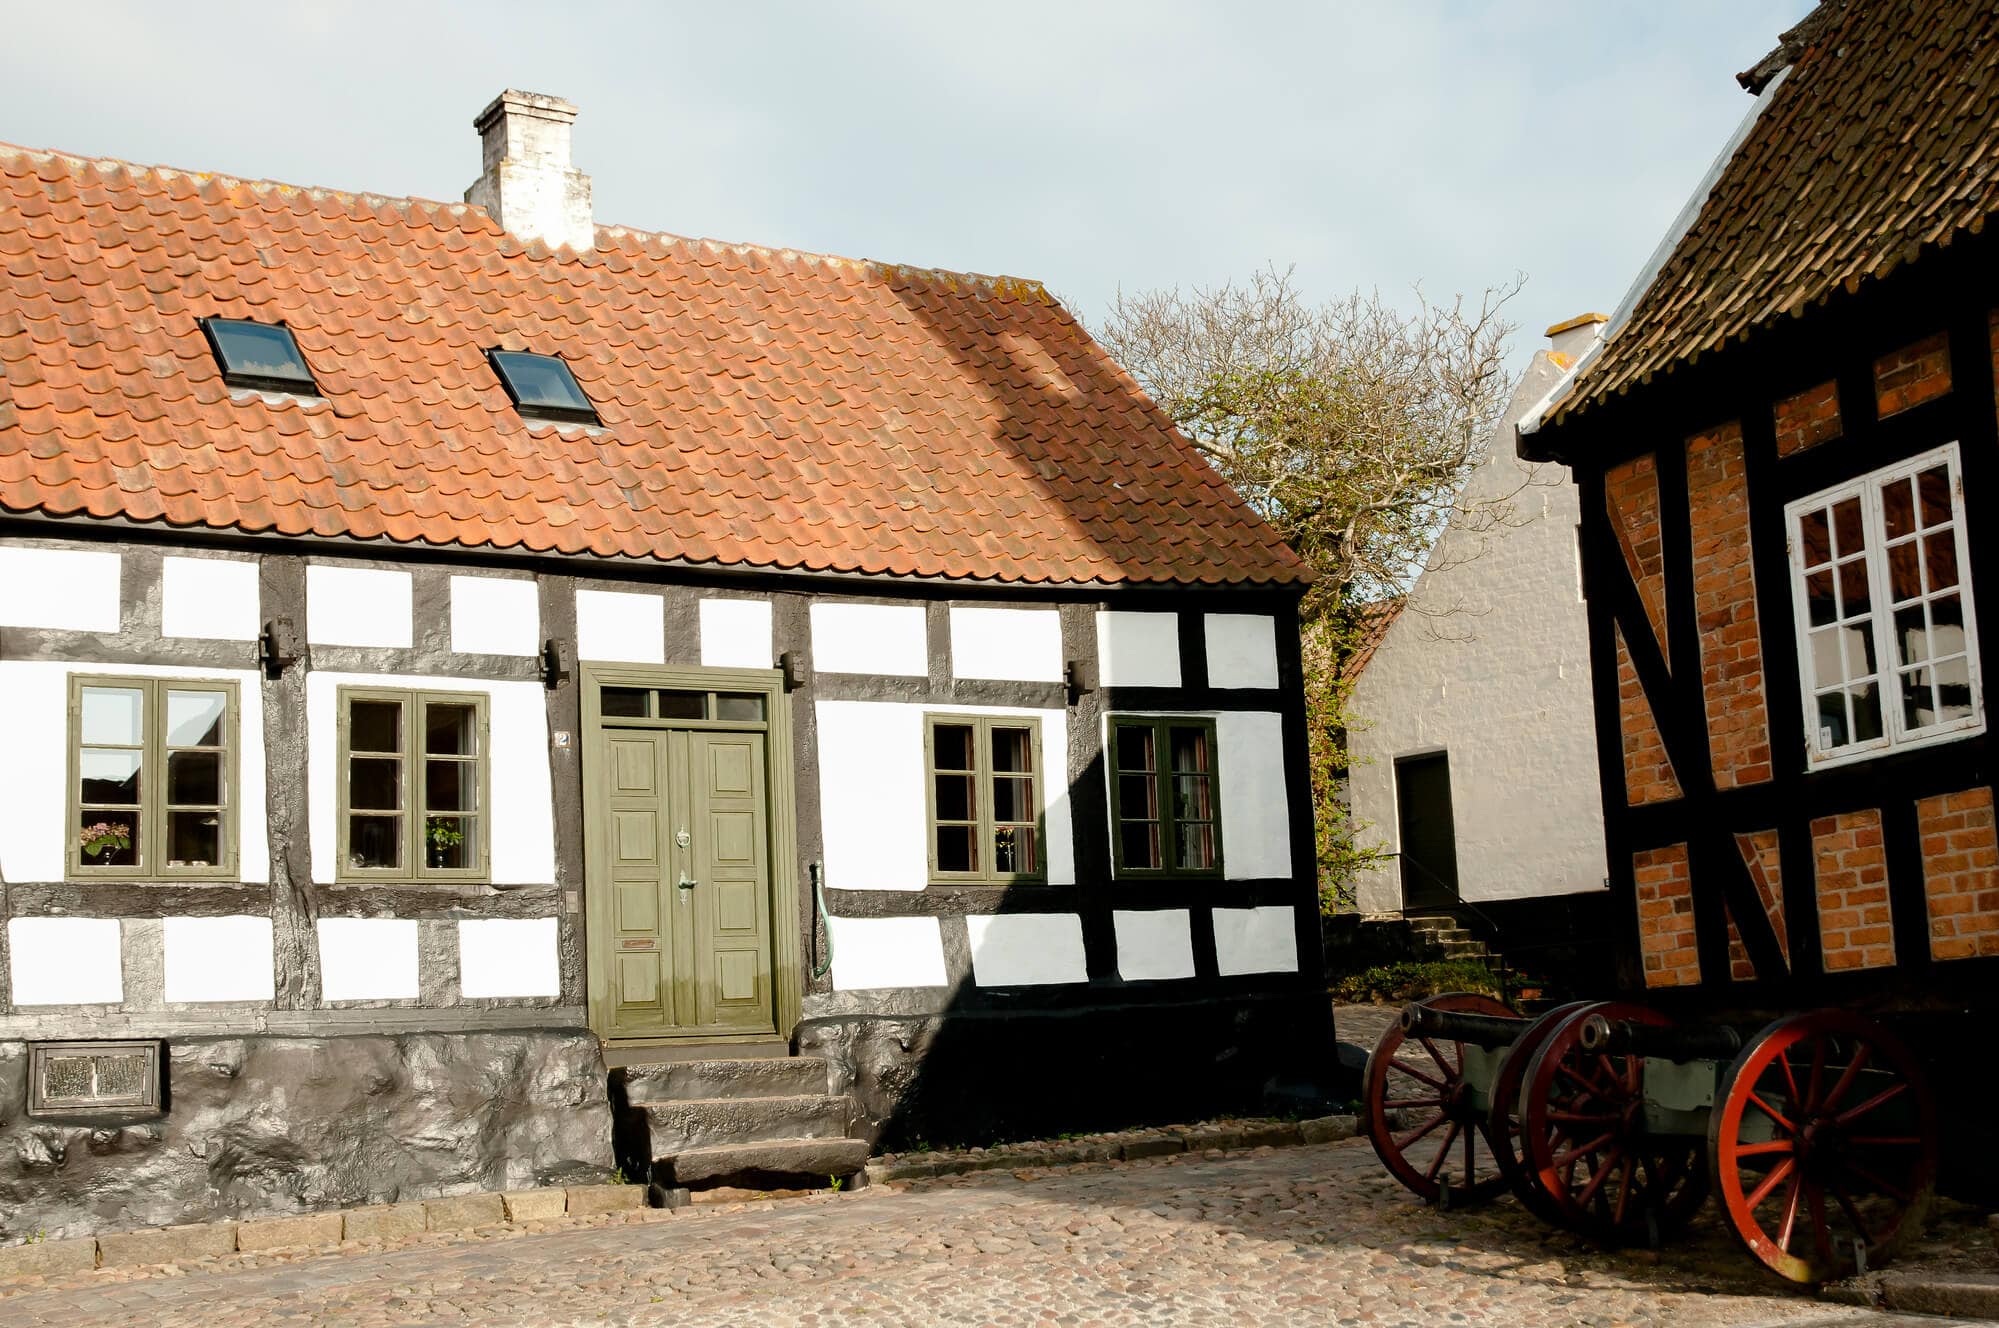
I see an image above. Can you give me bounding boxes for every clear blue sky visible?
[1,1,1811,361]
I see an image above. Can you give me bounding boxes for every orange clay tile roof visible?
[1337,597,1404,685]
[1546,0,1999,427]
[0,143,1308,588]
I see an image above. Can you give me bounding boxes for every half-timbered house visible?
[1519,0,1999,1013]
[0,91,1326,1237]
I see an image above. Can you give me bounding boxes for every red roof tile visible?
[0,144,1307,587]
[1337,597,1405,684]
[1547,0,1999,427]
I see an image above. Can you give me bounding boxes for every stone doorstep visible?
[865,1115,1356,1184]
[1874,1271,1999,1321]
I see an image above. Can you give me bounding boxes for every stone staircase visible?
[1404,912,1491,961]
[611,1055,871,1197]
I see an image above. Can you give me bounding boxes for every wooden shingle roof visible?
[1546,0,1999,428]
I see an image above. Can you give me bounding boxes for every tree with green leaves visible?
[1096,266,1523,909]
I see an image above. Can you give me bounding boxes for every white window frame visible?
[1785,441,1984,770]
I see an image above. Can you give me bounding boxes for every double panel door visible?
[597,726,775,1039]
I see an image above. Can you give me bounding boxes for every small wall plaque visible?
[28,1040,163,1119]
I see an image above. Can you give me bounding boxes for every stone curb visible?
[1874,1271,1999,1321]
[864,1115,1358,1185]
[0,1180,650,1278]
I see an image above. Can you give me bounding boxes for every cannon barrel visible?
[1398,1003,1525,1048]
[1577,1013,1742,1063]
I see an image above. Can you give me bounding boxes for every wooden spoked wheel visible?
[1521,1001,1708,1242]
[1709,1010,1937,1285]
[1362,990,1517,1207]
[1485,1001,1592,1224]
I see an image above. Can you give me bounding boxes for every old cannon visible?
[1362,993,1937,1284]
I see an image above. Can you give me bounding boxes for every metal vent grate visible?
[28,1041,162,1117]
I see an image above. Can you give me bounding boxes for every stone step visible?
[618,1056,830,1105]
[1436,939,1489,959]
[662,1136,873,1188]
[639,1094,853,1157]
[1404,915,1456,933]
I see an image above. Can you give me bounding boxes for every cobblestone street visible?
[0,1137,1973,1328]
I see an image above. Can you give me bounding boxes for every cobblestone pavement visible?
[0,1139,1976,1328]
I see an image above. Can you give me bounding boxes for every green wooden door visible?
[592,725,776,1040]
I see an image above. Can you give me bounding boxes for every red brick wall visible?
[1812,810,1894,971]
[1604,454,1669,652]
[1773,380,1841,457]
[1737,829,1790,972]
[1614,624,1681,806]
[1874,331,1951,418]
[1918,787,1999,962]
[1686,422,1771,789]
[1635,843,1698,988]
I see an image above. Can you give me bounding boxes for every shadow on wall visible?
[787,274,1341,1153]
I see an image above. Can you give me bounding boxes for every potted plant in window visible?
[80,821,131,865]
[424,817,464,868]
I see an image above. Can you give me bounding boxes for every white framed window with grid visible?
[1785,442,1983,769]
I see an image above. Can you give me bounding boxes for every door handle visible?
[677,875,697,893]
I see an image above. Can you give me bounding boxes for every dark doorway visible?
[1394,751,1460,910]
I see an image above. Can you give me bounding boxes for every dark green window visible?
[336,688,489,882]
[1109,716,1221,877]
[69,676,238,880]
[926,715,1044,884]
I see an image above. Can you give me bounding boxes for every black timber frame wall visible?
[1540,228,1999,1017]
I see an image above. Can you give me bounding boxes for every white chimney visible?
[465,90,595,253]
[1544,312,1608,367]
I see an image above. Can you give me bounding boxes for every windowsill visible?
[1805,717,1986,772]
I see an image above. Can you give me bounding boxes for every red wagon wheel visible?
[1709,1009,1937,1285]
[1362,990,1516,1207]
[1521,1001,1708,1243]
[1485,1000,1592,1224]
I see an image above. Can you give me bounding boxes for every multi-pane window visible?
[70,677,237,878]
[1787,443,1983,767]
[337,689,488,881]
[926,715,1043,884]
[1109,717,1221,877]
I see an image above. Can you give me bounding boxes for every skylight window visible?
[201,318,319,395]
[488,350,599,425]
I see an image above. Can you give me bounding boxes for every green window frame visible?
[68,675,240,881]
[335,687,490,883]
[925,714,1046,885]
[1108,715,1222,878]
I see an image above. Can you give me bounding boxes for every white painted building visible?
[0,90,1328,1237]
[1348,321,1611,922]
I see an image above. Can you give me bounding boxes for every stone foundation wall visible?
[0,1029,612,1243]
[798,992,1334,1153]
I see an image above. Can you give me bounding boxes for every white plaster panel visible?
[1218,710,1292,880]
[0,662,269,885]
[458,917,561,998]
[809,603,926,676]
[449,575,540,656]
[161,557,260,641]
[1095,612,1180,688]
[306,673,555,885]
[1204,613,1281,689]
[966,913,1087,986]
[0,547,120,633]
[306,565,412,648]
[1212,906,1300,976]
[815,700,1073,891]
[1347,349,1609,910]
[699,598,773,670]
[827,915,949,991]
[7,917,122,1005]
[575,589,664,664]
[163,915,274,1003]
[948,607,1063,682]
[1113,909,1195,981]
[317,918,420,1001]
[815,701,927,891]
